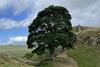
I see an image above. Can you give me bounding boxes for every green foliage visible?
[23,53,33,60]
[27,5,76,59]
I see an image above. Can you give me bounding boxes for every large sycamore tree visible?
[27,5,76,60]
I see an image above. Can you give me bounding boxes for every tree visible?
[27,5,76,60]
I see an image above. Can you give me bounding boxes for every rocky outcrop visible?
[76,28,100,46]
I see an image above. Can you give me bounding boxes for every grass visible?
[68,45,100,67]
[0,45,100,67]
[0,45,31,59]
[0,54,33,67]
[40,44,100,67]
[0,45,33,67]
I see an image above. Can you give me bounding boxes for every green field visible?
[0,45,31,59]
[0,45,34,67]
[0,45,100,67]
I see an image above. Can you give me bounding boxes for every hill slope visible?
[68,26,100,67]
[77,28,100,46]
[68,45,100,67]
[0,45,31,59]
[0,54,33,67]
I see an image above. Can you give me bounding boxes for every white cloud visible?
[0,0,35,15]
[0,0,100,29]
[0,0,37,29]
[0,0,11,9]
[0,36,27,45]
[1,0,100,45]
[19,13,37,27]
[0,18,19,29]
[0,12,36,29]
[12,0,35,15]
[9,36,27,43]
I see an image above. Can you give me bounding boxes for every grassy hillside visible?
[0,44,100,67]
[0,45,31,59]
[38,50,78,67]
[0,54,33,67]
[39,44,100,67]
[0,45,34,67]
[70,27,100,67]
[40,26,100,67]
[76,27,100,46]
[0,29,100,67]
[68,45,100,67]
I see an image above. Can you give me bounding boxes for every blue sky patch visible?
[0,7,29,21]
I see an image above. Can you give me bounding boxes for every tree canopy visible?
[27,5,76,60]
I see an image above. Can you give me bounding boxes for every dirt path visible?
[55,50,78,67]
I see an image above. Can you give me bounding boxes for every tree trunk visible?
[54,47,65,57]
[48,45,54,61]
[49,48,53,60]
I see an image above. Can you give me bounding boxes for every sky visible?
[0,0,100,45]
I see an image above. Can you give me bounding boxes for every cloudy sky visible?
[0,0,100,45]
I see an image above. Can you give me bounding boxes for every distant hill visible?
[73,25,100,33]
[73,25,100,46]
